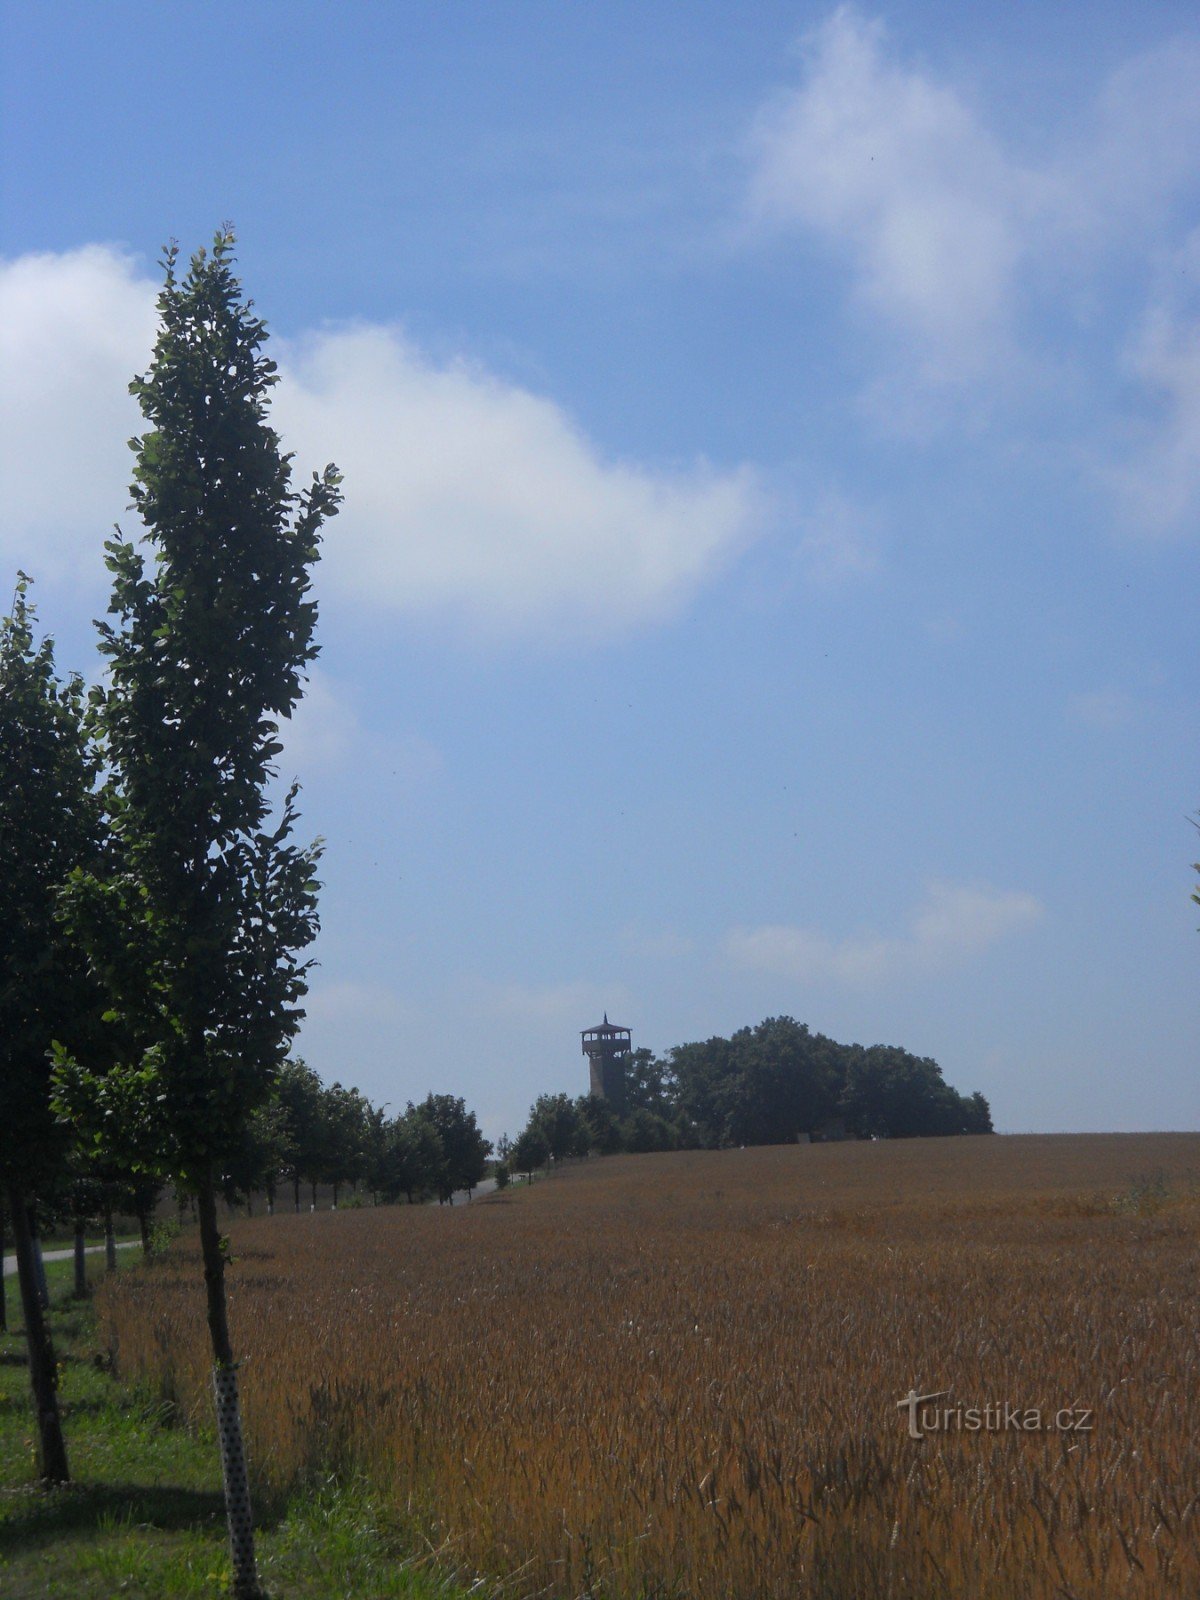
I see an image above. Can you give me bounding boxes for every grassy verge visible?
[0,1253,483,1598]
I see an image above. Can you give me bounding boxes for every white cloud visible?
[274,325,759,642]
[726,880,1044,986]
[1059,42,1200,242]
[748,8,1032,383]
[0,245,762,642]
[0,245,157,582]
[745,8,1200,427]
[1109,234,1200,537]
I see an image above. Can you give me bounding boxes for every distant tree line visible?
[3,1053,491,1271]
[229,1063,492,1211]
[506,1017,992,1173]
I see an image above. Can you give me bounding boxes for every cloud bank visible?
[748,11,1200,372]
[749,9,1031,383]
[1111,231,1200,537]
[0,246,760,641]
[745,7,1200,532]
[0,246,158,580]
[727,880,1044,987]
[275,326,759,641]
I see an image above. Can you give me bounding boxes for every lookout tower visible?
[582,1014,631,1114]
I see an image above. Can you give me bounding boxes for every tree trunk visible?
[7,1188,69,1484]
[73,1218,88,1298]
[292,1175,300,1213]
[104,1206,117,1272]
[137,1202,152,1258]
[197,1175,262,1600]
[0,1200,7,1332]
[31,1224,50,1311]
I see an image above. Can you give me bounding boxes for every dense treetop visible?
[512,1016,992,1164]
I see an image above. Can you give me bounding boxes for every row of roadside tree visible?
[1,231,358,1600]
[231,1064,491,1210]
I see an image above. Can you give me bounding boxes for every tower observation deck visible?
[582,1014,631,1114]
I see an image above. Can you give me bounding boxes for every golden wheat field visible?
[102,1135,1200,1600]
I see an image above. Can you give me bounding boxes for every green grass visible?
[0,1255,488,1598]
[8,1246,136,1304]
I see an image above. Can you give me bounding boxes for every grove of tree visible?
[511,1016,993,1168]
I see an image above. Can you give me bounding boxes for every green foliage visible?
[220,1098,294,1208]
[384,1109,447,1204]
[320,1083,374,1198]
[148,1212,183,1257]
[578,1093,623,1155]
[409,1095,491,1200]
[229,1060,383,1208]
[838,1045,992,1138]
[275,1056,325,1204]
[661,1018,992,1146]
[623,1048,675,1118]
[525,1093,588,1162]
[56,230,342,1187]
[721,1018,840,1145]
[620,1106,679,1153]
[511,1124,549,1179]
[0,576,103,1195]
[519,1016,992,1157]
[667,1035,738,1146]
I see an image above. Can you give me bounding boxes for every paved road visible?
[3,1240,140,1277]
[439,1177,499,1207]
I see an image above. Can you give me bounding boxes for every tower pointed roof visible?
[582,1015,630,1035]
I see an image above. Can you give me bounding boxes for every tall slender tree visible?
[0,577,101,1484]
[59,231,341,1599]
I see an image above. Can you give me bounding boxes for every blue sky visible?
[2,2,1196,1138]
